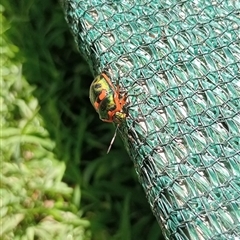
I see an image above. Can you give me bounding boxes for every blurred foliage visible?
[1,1,164,239]
[1,5,90,240]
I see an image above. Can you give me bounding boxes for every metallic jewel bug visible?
[89,73,127,123]
[89,73,127,152]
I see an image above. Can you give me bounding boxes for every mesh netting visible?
[62,0,240,239]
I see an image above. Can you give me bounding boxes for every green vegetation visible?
[1,1,163,239]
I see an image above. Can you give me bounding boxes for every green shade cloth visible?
[62,0,240,239]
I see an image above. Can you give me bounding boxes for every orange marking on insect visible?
[98,89,107,101]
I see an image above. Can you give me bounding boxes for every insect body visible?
[89,73,127,124]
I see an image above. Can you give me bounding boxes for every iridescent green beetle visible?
[89,73,127,124]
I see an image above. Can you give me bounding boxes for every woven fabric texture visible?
[62,0,240,239]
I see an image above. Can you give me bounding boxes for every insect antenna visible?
[107,124,120,154]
